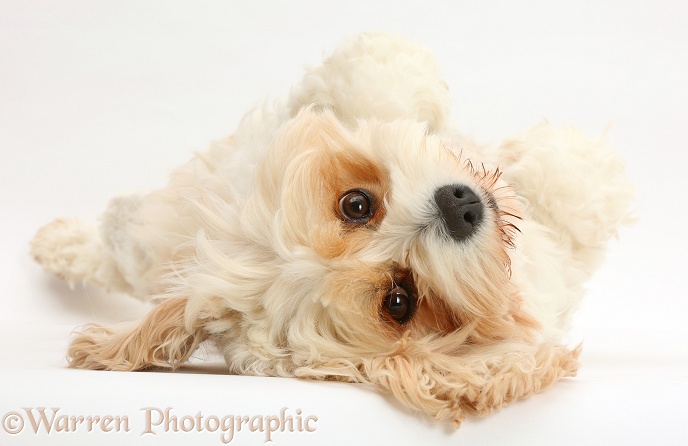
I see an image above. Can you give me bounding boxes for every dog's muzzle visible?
[434,184,484,241]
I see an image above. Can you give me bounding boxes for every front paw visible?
[500,124,633,262]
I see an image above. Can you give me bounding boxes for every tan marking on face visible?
[272,109,392,259]
[412,294,461,336]
[323,263,464,345]
[311,144,391,259]
[319,265,401,350]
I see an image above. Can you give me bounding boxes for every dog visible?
[30,32,632,426]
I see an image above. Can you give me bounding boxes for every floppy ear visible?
[68,298,208,371]
[297,337,580,427]
[371,343,580,426]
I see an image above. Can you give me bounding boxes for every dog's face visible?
[198,108,550,423]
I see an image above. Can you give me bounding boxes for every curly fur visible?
[31,32,632,426]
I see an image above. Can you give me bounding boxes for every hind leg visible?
[31,194,154,298]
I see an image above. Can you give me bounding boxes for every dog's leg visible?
[497,124,633,273]
[287,33,450,132]
[68,298,208,371]
[31,194,171,298]
[31,215,134,295]
[32,140,245,299]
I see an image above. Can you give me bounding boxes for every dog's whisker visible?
[29,31,630,429]
[499,210,524,220]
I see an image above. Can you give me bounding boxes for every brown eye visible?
[338,189,373,223]
[383,286,414,324]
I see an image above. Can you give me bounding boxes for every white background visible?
[1,1,687,445]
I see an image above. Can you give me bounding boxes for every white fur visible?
[31,32,632,426]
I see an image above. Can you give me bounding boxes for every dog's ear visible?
[296,338,579,427]
[68,298,207,371]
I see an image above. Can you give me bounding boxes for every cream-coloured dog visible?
[31,33,632,426]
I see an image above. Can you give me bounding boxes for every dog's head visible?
[182,108,579,425]
[255,108,530,338]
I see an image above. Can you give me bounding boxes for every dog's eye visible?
[338,189,373,224]
[383,286,414,324]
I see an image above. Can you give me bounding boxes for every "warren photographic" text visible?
[1,406,318,443]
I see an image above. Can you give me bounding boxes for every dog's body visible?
[31,33,632,426]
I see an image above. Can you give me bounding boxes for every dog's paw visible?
[288,32,450,132]
[31,218,103,286]
[500,123,633,268]
[68,323,119,370]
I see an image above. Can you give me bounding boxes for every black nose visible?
[434,185,484,241]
